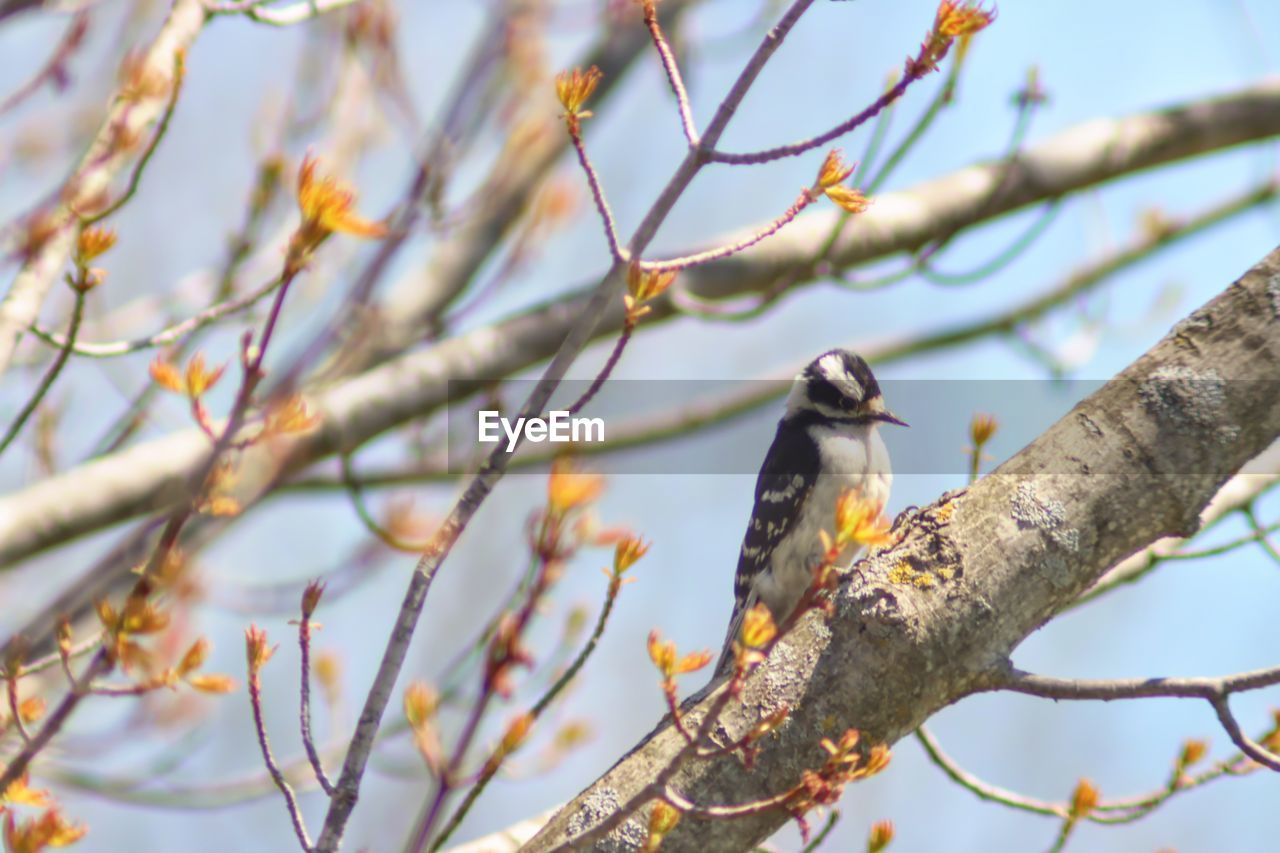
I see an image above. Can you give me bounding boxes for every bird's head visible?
[786,348,908,427]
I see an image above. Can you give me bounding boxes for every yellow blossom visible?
[187,673,236,694]
[75,226,116,264]
[644,800,681,852]
[613,536,650,575]
[288,153,388,269]
[833,491,892,550]
[245,625,275,673]
[817,149,855,189]
[547,458,605,515]
[824,185,870,214]
[970,412,998,445]
[935,0,996,37]
[868,819,895,853]
[555,66,603,120]
[1069,778,1099,818]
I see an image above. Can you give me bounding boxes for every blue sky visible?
[1,1,1278,851]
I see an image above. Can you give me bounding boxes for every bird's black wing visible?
[717,419,820,673]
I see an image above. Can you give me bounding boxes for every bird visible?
[715,349,907,675]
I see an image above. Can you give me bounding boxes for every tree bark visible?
[521,247,1280,851]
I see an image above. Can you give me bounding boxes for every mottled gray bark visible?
[521,248,1280,851]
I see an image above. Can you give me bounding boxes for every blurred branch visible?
[274,180,1275,494]
[315,3,819,848]
[0,0,207,380]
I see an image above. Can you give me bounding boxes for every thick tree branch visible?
[2,84,1278,569]
[519,247,1280,850]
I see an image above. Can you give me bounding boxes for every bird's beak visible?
[866,396,908,427]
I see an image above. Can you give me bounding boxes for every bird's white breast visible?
[756,423,892,620]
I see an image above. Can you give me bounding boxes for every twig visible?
[248,634,313,850]
[643,1,699,146]
[642,188,819,273]
[0,288,85,456]
[1242,505,1280,566]
[28,273,285,358]
[0,261,300,792]
[84,51,187,225]
[989,664,1280,772]
[563,316,634,417]
[568,131,625,263]
[428,569,626,851]
[0,10,89,115]
[300,604,335,796]
[339,453,431,552]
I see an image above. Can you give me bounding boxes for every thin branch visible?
[642,188,820,273]
[989,665,1280,772]
[644,1,699,146]
[915,725,1066,818]
[0,10,89,115]
[300,608,335,796]
[27,273,285,358]
[428,571,626,851]
[568,131,626,263]
[0,287,85,456]
[82,51,187,226]
[248,643,313,851]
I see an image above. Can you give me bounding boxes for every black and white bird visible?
[715,349,907,675]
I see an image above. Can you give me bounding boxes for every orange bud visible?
[554,66,603,118]
[184,352,226,399]
[817,149,855,189]
[404,681,438,731]
[176,638,209,677]
[263,394,321,437]
[644,800,681,852]
[75,226,116,264]
[17,697,45,724]
[1069,778,1099,818]
[834,490,892,549]
[301,580,325,618]
[969,412,998,446]
[187,673,236,694]
[626,263,677,306]
[0,773,50,807]
[245,625,275,673]
[868,819,895,853]
[613,536,650,575]
[547,458,604,515]
[148,357,185,394]
[739,602,777,652]
[935,1,996,38]
[823,185,870,215]
[498,711,534,757]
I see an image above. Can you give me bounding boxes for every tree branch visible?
[518,247,1280,850]
[3,83,1278,569]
